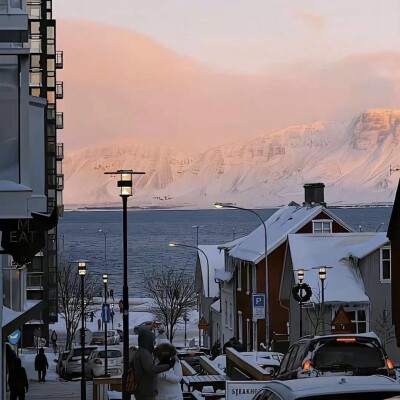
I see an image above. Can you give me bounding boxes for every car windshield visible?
[297,391,400,400]
[93,332,104,337]
[72,348,95,357]
[313,340,385,370]
[97,350,122,358]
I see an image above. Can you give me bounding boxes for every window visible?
[312,220,332,233]
[332,306,369,333]
[380,246,391,282]
[246,263,250,295]
[252,321,258,351]
[238,311,243,343]
[237,262,242,291]
[252,264,257,294]
[246,319,251,351]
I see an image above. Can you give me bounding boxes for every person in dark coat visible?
[8,358,29,400]
[132,330,172,400]
[34,348,49,382]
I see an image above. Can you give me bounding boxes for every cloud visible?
[292,8,325,32]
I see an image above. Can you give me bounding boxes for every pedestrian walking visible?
[98,318,102,331]
[90,311,94,322]
[9,358,29,400]
[51,330,58,352]
[131,330,172,400]
[34,348,49,382]
[154,342,183,400]
[119,299,123,313]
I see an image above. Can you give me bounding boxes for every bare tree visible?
[144,267,197,342]
[57,261,102,349]
[306,287,327,336]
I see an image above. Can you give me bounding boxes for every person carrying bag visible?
[130,330,172,400]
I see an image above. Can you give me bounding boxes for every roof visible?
[215,268,234,282]
[197,245,225,297]
[287,233,388,304]
[229,204,339,264]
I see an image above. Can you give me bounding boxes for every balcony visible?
[56,143,64,160]
[27,272,44,290]
[29,71,42,87]
[55,50,63,69]
[56,111,63,129]
[55,81,63,99]
[56,173,64,190]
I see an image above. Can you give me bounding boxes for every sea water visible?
[58,207,392,297]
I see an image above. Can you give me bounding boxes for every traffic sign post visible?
[252,294,265,320]
[102,303,110,324]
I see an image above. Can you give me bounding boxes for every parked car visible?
[63,345,98,379]
[276,333,394,381]
[55,349,70,378]
[252,376,400,400]
[86,347,123,378]
[91,331,107,345]
[107,330,120,345]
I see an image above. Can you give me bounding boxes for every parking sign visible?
[252,294,265,320]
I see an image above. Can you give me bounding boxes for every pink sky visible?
[55,2,400,154]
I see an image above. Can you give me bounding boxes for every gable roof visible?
[285,232,388,304]
[228,204,352,264]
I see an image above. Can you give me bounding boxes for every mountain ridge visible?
[64,109,400,208]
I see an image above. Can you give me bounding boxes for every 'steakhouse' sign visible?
[0,208,57,265]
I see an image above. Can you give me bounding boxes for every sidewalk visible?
[18,380,93,399]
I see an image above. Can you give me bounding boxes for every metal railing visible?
[56,50,63,69]
[56,143,64,159]
[56,81,63,99]
[56,112,64,129]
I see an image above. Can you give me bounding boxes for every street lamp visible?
[104,169,145,400]
[103,273,109,377]
[319,267,327,334]
[169,242,210,297]
[297,269,305,337]
[99,230,108,274]
[215,202,270,348]
[76,260,88,400]
[169,242,210,349]
[191,225,204,247]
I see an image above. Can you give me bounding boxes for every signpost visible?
[252,294,265,320]
[8,329,21,345]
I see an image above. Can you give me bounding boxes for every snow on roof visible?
[288,233,387,304]
[198,245,225,297]
[215,269,234,282]
[210,299,221,312]
[345,232,389,258]
[229,204,325,263]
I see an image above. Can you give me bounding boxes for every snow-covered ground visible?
[50,299,200,350]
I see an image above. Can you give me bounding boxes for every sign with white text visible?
[226,381,267,400]
[252,294,265,320]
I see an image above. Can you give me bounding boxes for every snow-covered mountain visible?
[63,110,400,208]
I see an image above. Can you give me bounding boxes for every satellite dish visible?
[74,328,93,345]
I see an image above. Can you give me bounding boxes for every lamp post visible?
[297,269,305,337]
[99,230,108,274]
[191,225,204,248]
[215,202,270,348]
[103,273,109,377]
[318,267,327,334]
[104,169,145,400]
[169,242,210,349]
[76,260,88,400]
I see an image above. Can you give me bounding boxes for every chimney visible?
[303,183,326,207]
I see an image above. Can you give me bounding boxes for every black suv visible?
[275,333,394,380]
